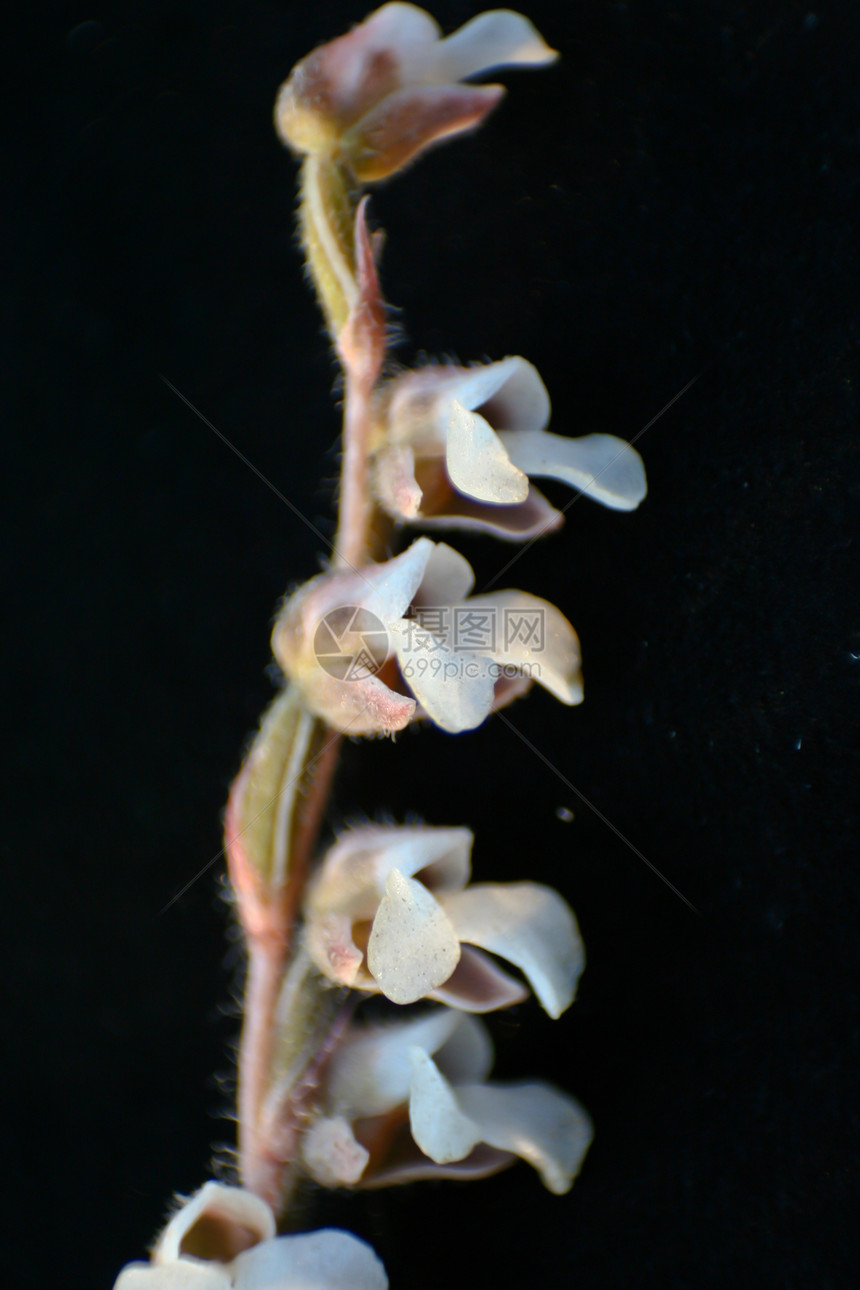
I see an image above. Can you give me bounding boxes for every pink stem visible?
[233,724,343,1206]
[333,366,374,570]
[238,941,285,1205]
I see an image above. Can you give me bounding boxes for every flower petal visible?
[346,83,504,182]
[433,1011,494,1083]
[326,1010,465,1118]
[408,1049,481,1162]
[367,868,461,1003]
[413,538,475,604]
[153,1183,274,1265]
[415,479,564,541]
[446,401,529,503]
[385,356,549,434]
[359,1141,514,1188]
[275,3,441,150]
[431,11,559,83]
[429,944,529,1012]
[300,1115,370,1187]
[452,1081,593,1194]
[353,537,435,623]
[304,912,365,986]
[304,669,417,736]
[371,442,423,518]
[392,619,497,732]
[352,3,442,83]
[232,1229,388,1290]
[309,825,473,920]
[500,429,648,511]
[440,882,586,1018]
[114,1264,231,1290]
[477,356,551,431]
[466,590,583,705]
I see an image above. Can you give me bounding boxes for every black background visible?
[8,2,859,1287]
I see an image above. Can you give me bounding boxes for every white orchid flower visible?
[300,1010,593,1192]
[304,824,585,1014]
[272,536,582,735]
[370,356,648,538]
[275,5,557,181]
[113,1182,387,1289]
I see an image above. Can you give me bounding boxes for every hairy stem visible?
[297,155,357,338]
[230,698,343,1202]
[334,363,375,569]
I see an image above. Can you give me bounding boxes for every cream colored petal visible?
[367,868,461,1003]
[114,1264,231,1290]
[433,1011,494,1083]
[424,357,525,418]
[446,402,529,503]
[431,11,559,82]
[500,429,648,511]
[414,539,475,604]
[440,882,585,1018]
[300,1115,370,1187]
[465,589,583,705]
[408,1049,481,1163]
[283,537,431,639]
[382,359,546,454]
[458,357,550,429]
[382,369,460,453]
[355,537,435,623]
[356,2,441,74]
[453,1081,593,1194]
[326,1009,464,1118]
[309,826,473,920]
[232,1229,387,1290]
[392,618,497,732]
[153,1183,274,1265]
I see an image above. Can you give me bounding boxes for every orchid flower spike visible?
[275,5,557,181]
[304,824,585,1014]
[370,356,648,538]
[300,1010,593,1192]
[113,1182,387,1288]
[272,537,582,735]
